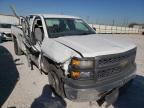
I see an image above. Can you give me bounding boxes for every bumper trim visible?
[64,71,136,101]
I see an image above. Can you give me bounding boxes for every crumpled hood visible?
[54,34,136,57]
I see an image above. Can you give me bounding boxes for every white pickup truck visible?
[11,14,137,102]
[0,23,12,41]
[0,14,19,41]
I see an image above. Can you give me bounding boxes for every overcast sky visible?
[0,0,144,25]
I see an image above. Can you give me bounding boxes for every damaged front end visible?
[41,37,136,101]
[62,48,136,101]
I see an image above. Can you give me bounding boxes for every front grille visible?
[96,67,121,79]
[95,48,136,80]
[97,48,136,67]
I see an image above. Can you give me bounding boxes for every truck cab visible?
[11,14,137,101]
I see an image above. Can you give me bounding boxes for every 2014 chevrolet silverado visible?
[11,14,137,101]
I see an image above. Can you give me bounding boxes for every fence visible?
[89,24,144,34]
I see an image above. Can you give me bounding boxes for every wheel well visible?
[48,63,66,97]
[42,56,65,74]
[42,56,66,97]
[43,56,61,68]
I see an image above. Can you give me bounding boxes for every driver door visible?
[31,17,44,52]
[21,16,33,48]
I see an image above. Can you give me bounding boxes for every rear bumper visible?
[63,64,136,101]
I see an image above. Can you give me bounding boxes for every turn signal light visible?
[70,71,80,79]
[71,59,80,66]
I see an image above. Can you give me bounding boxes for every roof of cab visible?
[31,14,81,19]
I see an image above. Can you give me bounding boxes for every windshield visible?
[45,18,96,38]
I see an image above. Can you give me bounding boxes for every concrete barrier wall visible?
[0,14,19,25]
[89,24,143,34]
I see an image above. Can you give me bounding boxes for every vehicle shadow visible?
[114,75,144,108]
[0,46,19,106]
[31,84,66,108]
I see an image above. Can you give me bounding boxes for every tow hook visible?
[89,88,119,108]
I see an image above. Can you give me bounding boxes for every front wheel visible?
[48,64,65,97]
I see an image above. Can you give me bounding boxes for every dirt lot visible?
[0,34,144,108]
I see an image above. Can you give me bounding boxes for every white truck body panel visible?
[34,14,80,19]
[54,34,136,57]
[41,38,80,63]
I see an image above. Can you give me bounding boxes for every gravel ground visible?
[0,34,144,108]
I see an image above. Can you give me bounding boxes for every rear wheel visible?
[13,37,23,55]
[48,64,65,97]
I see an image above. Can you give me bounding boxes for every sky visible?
[0,0,144,25]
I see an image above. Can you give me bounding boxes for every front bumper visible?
[63,64,136,101]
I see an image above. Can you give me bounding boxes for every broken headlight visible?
[70,57,94,69]
[69,57,95,79]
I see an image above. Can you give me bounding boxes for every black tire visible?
[13,37,23,55]
[48,64,65,97]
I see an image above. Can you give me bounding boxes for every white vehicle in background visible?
[11,14,137,105]
[0,23,12,41]
[0,14,19,41]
